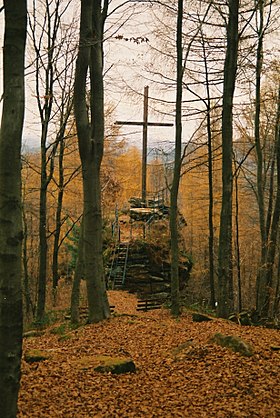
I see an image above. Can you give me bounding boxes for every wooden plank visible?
[137,299,162,304]
[136,299,163,311]
[136,305,162,311]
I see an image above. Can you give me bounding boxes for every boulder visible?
[75,355,136,374]
[210,333,254,357]
[192,313,213,322]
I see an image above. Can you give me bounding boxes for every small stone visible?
[24,349,52,363]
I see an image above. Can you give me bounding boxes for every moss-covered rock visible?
[24,349,52,363]
[23,330,45,338]
[50,323,69,336]
[171,341,208,360]
[210,333,254,357]
[172,340,194,356]
[75,355,136,374]
[192,313,213,322]
[95,357,136,374]
[58,334,72,342]
[270,346,280,351]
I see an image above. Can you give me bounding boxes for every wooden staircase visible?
[109,242,129,289]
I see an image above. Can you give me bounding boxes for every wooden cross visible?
[115,86,173,203]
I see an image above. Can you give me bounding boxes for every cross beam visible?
[115,121,173,127]
[115,86,173,203]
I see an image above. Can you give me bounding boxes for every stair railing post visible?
[122,242,129,286]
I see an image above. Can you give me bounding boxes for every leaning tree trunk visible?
[0,1,27,416]
[74,0,110,323]
[217,0,239,318]
[170,0,184,317]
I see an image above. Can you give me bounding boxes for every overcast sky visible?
[1,1,279,154]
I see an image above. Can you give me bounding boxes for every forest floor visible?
[18,291,280,418]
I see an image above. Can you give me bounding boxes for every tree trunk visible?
[30,1,59,323]
[170,0,183,317]
[22,209,34,318]
[52,93,74,299]
[259,84,280,316]
[273,247,280,316]
[52,139,65,300]
[36,158,48,322]
[234,172,242,312]
[0,1,27,416]
[255,0,267,313]
[74,0,110,323]
[83,160,110,322]
[207,112,216,310]
[201,24,217,310]
[70,219,84,324]
[203,43,216,309]
[217,0,239,318]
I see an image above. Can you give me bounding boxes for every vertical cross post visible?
[142,85,149,203]
[115,86,173,205]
